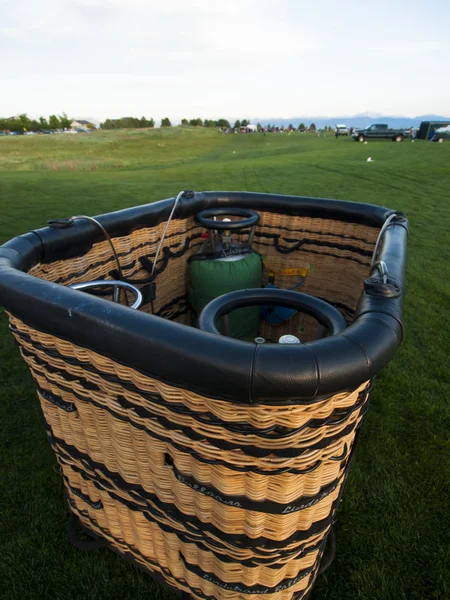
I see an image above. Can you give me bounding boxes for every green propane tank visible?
[188,209,262,340]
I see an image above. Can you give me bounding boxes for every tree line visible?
[100,117,233,129]
[98,116,327,132]
[2,113,329,133]
[180,118,232,128]
[101,116,155,129]
[0,113,72,132]
[179,119,321,131]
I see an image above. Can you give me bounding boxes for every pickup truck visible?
[352,124,408,142]
[335,124,349,136]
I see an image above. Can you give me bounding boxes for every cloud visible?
[367,40,441,55]
[1,0,449,119]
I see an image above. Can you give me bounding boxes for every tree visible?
[217,118,230,128]
[30,119,40,132]
[119,117,136,128]
[241,119,249,127]
[161,117,171,127]
[39,116,49,129]
[233,120,241,129]
[298,123,306,131]
[16,113,31,131]
[309,123,316,132]
[138,116,154,128]
[188,118,203,127]
[288,123,294,131]
[181,118,188,125]
[49,114,60,130]
[256,122,262,131]
[101,117,154,130]
[58,113,71,129]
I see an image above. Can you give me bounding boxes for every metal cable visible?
[71,215,124,278]
[370,213,398,268]
[151,190,186,277]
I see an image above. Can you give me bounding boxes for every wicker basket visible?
[0,191,408,599]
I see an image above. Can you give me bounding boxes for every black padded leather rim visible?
[0,191,407,404]
[195,207,260,230]
[198,289,347,337]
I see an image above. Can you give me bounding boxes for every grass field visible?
[0,127,449,600]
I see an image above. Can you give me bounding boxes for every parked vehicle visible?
[335,124,349,136]
[418,120,450,140]
[432,125,450,143]
[352,124,408,142]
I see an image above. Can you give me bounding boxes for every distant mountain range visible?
[248,114,450,129]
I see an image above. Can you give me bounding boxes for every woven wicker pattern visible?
[29,212,378,325]
[11,210,380,599]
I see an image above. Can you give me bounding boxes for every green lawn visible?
[0,127,449,600]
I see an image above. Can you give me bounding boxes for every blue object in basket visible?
[260,283,298,324]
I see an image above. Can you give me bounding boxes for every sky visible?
[1,0,449,122]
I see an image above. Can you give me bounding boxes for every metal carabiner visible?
[371,260,388,284]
